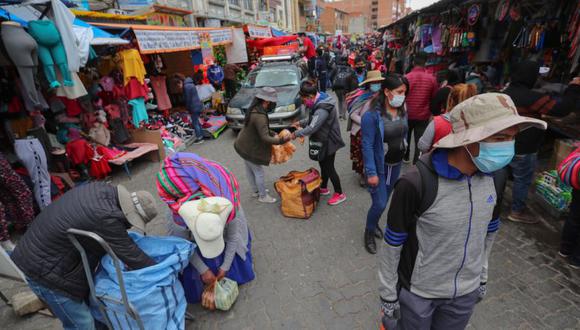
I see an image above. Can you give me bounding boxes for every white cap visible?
[178,197,233,259]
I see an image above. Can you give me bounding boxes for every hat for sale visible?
[117,185,158,233]
[359,70,384,87]
[255,86,278,103]
[434,93,547,149]
[178,197,233,259]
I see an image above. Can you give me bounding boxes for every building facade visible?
[319,3,349,34]
[326,0,409,31]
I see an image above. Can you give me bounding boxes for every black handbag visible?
[308,140,326,161]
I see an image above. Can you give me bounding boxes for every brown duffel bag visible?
[274,168,321,219]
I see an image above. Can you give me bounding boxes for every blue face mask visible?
[468,141,515,173]
[370,83,381,93]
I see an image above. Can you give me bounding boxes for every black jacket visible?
[503,60,580,154]
[12,183,155,301]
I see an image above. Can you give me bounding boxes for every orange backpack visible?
[274,168,322,219]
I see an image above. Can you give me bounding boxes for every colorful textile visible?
[558,147,580,190]
[117,48,146,85]
[201,115,228,139]
[128,97,148,127]
[350,130,364,174]
[66,139,91,166]
[157,152,240,224]
[0,153,35,241]
[150,75,172,111]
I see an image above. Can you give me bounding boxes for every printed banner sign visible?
[133,28,232,54]
[248,25,272,38]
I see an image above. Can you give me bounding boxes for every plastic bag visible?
[271,129,296,164]
[201,281,217,311]
[214,278,239,311]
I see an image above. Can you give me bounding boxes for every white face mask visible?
[389,94,405,108]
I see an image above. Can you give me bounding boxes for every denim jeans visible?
[366,163,402,230]
[561,190,580,262]
[189,111,203,139]
[509,153,538,212]
[244,160,266,198]
[27,279,95,330]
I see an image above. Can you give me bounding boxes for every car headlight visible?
[227,107,242,115]
[274,104,296,113]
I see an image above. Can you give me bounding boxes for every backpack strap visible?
[416,154,439,216]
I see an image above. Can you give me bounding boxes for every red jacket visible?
[405,67,439,121]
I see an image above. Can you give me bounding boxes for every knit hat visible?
[255,87,278,103]
[359,70,384,87]
[178,197,233,258]
[434,93,547,149]
[117,185,158,233]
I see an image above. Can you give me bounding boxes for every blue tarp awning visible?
[271,28,287,37]
[0,6,128,45]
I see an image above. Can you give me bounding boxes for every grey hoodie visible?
[295,93,345,156]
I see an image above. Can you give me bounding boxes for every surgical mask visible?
[303,98,315,108]
[467,141,515,173]
[370,83,382,93]
[389,94,405,108]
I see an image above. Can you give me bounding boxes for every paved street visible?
[2,119,580,330]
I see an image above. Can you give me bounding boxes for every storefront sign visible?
[226,28,248,64]
[200,32,214,64]
[133,28,233,54]
[248,24,272,38]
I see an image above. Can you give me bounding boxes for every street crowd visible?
[9,32,580,330]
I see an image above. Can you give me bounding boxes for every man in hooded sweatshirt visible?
[503,60,580,224]
[184,77,205,144]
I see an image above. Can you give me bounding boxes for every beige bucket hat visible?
[117,185,158,233]
[434,93,547,149]
[178,197,233,259]
[359,70,385,87]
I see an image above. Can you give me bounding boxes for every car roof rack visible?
[260,54,293,63]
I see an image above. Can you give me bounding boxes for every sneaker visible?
[328,193,347,206]
[568,258,580,270]
[507,210,539,224]
[258,194,277,204]
[558,251,571,258]
[320,188,331,196]
[252,189,270,198]
[194,137,204,145]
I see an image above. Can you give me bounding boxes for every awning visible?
[0,4,128,45]
[92,23,234,54]
[271,27,288,37]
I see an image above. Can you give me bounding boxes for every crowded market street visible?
[2,117,580,329]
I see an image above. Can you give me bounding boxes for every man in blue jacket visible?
[207,61,225,91]
[184,77,204,144]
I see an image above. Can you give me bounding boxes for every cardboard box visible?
[129,128,165,161]
[551,139,580,169]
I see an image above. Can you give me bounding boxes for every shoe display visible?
[507,210,539,224]
[258,194,277,204]
[328,193,346,206]
[364,230,377,254]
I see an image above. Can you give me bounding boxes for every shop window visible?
[244,0,254,10]
[229,0,240,7]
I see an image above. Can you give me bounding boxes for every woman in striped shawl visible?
[157,152,255,304]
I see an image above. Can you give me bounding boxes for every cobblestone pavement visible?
[1,119,580,330]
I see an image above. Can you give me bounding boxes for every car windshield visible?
[244,66,299,88]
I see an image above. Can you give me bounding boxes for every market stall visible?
[382,0,580,215]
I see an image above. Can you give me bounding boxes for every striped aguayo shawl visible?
[157,153,240,224]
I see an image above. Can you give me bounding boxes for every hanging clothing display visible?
[56,71,88,100]
[124,78,148,100]
[14,138,51,209]
[0,153,35,242]
[48,0,81,72]
[150,75,172,111]
[0,23,41,110]
[117,48,146,85]
[18,79,49,112]
[27,20,73,89]
[128,97,148,127]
